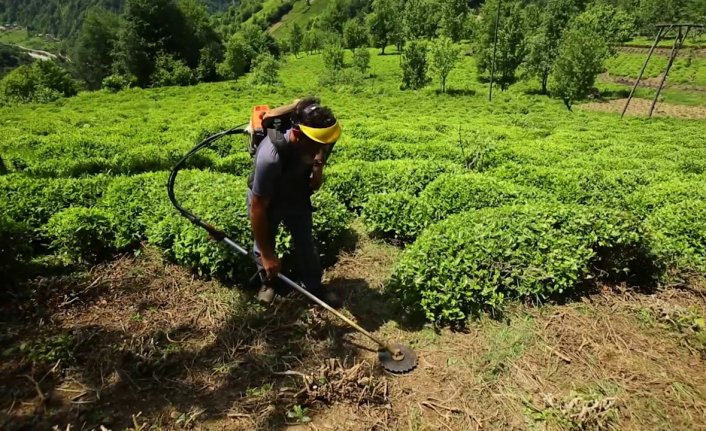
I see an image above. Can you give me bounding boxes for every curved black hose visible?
[167,125,247,240]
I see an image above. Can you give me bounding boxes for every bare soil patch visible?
[2,230,705,431]
[580,97,706,120]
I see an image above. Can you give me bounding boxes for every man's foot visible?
[310,288,343,309]
[257,285,276,304]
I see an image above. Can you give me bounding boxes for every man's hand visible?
[261,254,281,280]
[311,166,323,191]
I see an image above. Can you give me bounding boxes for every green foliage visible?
[249,52,281,87]
[218,24,277,79]
[343,19,369,50]
[0,60,78,103]
[325,159,461,211]
[429,36,460,93]
[362,191,416,239]
[321,43,346,86]
[363,172,541,240]
[0,44,32,79]
[0,215,31,280]
[74,7,121,90]
[352,48,371,75]
[390,204,649,323]
[0,175,112,235]
[289,22,304,56]
[572,2,636,45]
[303,28,325,54]
[151,53,194,87]
[44,207,116,264]
[646,200,706,274]
[524,0,578,93]
[102,74,133,92]
[475,0,527,90]
[402,0,440,40]
[549,18,610,109]
[439,0,469,42]
[401,39,430,90]
[367,0,401,54]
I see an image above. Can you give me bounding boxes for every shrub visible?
[249,52,281,88]
[400,39,430,90]
[311,190,353,259]
[362,191,416,239]
[324,159,461,211]
[0,216,31,280]
[364,172,542,240]
[352,48,371,75]
[0,61,78,103]
[44,207,116,264]
[102,74,133,92]
[390,203,649,324]
[645,200,706,275]
[213,152,253,176]
[151,54,194,87]
[0,175,113,235]
[116,144,213,174]
[627,179,706,217]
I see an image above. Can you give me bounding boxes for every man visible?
[247,98,342,306]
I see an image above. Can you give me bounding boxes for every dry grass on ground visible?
[1,228,705,431]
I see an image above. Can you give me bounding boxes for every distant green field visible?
[268,0,329,38]
[604,52,706,87]
[0,29,60,52]
[623,34,706,48]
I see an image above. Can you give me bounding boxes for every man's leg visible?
[247,190,281,302]
[283,206,341,307]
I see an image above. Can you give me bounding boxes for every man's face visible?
[296,134,324,159]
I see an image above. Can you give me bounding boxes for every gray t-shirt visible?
[250,130,314,206]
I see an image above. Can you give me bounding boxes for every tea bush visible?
[44,207,116,264]
[645,200,706,274]
[389,203,648,323]
[364,173,544,240]
[0,175,113,235]
[0,216,30,280]
[325,159,462,210]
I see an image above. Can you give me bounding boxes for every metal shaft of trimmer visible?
[222,237,396,353]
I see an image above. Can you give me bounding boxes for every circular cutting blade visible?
[378,343,418,374]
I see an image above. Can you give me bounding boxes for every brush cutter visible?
[167,126,417,374]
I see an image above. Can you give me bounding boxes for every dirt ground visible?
[1,226,705,431]
[580,97,706,120]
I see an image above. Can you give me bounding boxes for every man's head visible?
[291,98,340,154]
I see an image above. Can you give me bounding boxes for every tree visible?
[151,54,194,86]
[475,0,527,90]
[290,22,304,56]
[573,2,636,46]
[549,21,610,110]
[525,0,579,94]
[74,7,120,90]
[249,53,281,88]
[429,37,460,93]
[367,0,400,54]
[116,0,190,87]
[343,19,369,50]
[353,48,371,75]
[401,39,430,89]
[323,43,345,74]
[403,0,440,40]
[218,33,255,79]
[439,0,469,42]
[303,28,324,54]
[1,61,78,103]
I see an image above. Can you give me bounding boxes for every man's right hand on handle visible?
[261,253,281,280]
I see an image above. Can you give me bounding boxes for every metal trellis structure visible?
[621,23,705,119]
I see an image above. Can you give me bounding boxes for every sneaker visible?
[257,285,276,304]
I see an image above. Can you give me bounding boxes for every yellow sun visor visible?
[299,122,341,144]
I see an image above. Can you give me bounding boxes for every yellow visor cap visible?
[299,122,341,144]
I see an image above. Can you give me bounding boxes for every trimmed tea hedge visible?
[325,159,462,210]
[645,199,706,274]
[363,172,543,240]
[0,215,30,280]
[44,207,116,265]
[389,203,650,323]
